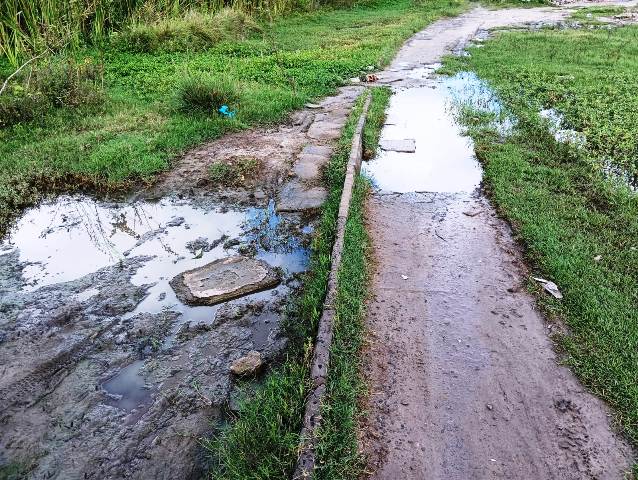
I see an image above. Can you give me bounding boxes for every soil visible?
[360,4,636,479]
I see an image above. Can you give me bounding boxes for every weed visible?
[113,9,262,54]
[208,157,260,186]
[0,57,104,128]
[177,73,241,114]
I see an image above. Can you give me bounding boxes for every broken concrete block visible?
[230,350,263,376]
[380,138,416,153]
[170,256,280,306]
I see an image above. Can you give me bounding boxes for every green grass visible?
[444,25,638,445]
[314,87,390,480]
[0,0,466,237]
[204,86,390,479]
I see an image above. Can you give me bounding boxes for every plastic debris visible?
[218,105,236,118]
[533,277,563,299]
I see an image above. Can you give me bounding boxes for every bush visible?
[114,9,262,54]
[0,57,104,128]
[177,73,241,114]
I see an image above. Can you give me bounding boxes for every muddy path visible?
[361,3,636,479]
[0,85,362,477]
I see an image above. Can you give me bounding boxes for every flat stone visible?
[307,121,344,141]
[230,351,263,376]
[170,256,279,306]
[293,153,330,182]
[303,145,333,157]
[380,138,416,153]
[277,181,327,212]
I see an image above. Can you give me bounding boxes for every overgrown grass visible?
[444,25,638,445]
[314,87,390,480]
[0,0,466,237]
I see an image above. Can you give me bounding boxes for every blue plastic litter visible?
[219,105,236,118]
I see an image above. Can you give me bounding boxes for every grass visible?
[443,25,638,445]
[208,157,260,186]
[205,85,390,479]
[314,87,390,480]
[0,0,466,237]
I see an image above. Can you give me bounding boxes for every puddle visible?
[1,195,311,413]
[364,73,493,193]
[539,108,586,147]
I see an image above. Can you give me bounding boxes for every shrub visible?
[0,57,104,128]
[177,73,241,114]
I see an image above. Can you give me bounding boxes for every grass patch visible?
[0,0,466,237]
[113,9,262,54]
[208,157,260,186]
[444,25,638,444]
[177,73,241,114]
[314,87,389,480]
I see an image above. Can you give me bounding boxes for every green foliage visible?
[445,25,638,444]
[313,87,388,480]
[208,157,260,186]
[177,73,241,113]
[113,9,262,53]
[0,57,104,128]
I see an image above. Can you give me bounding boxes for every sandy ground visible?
[361,5,636,479]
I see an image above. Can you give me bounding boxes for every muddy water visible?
[0,193,311,478]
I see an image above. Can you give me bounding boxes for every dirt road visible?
[361,5,636,479]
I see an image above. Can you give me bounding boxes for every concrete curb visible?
[293,91,372,480]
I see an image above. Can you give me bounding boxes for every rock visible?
[166,217,185,227]
[276,180,327,212]
[380,138,416,153]
[230,351,263,376]
[170,256,280,306]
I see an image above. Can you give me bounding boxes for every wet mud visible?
[0,85,363,478]
[360,4,635,479]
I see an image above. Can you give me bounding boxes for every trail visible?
[361,4,636,479]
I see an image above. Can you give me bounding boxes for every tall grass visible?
[0,0,314,66]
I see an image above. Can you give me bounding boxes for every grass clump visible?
[0,57,104,128]
[177,73,241,114]
[114,9,262,54]
[444,25,638,444]
[208,157,260,186]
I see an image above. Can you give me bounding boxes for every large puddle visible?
[363,71,510,193]
[0,195,310,413]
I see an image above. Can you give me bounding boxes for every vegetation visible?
[444,24,638,444]
[0,0,466,237]
[208,157,260,186]
[314,87,390,480]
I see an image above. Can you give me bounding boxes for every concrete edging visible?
[293,91,372,479]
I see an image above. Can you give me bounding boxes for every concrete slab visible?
[277,181,328,212]
[170,256,280,306]
[380,138,416,153]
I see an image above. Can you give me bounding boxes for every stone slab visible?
[277,181,327,212]
[170,256,279,306]
[380,138,416,153]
